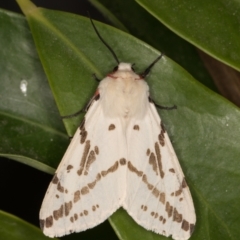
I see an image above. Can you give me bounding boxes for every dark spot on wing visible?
[81,186,89,195]
[142,174,154,190]
[85,150,96,175]
[158,129,165,146]
[64,201,73,216]
[53,205,63,220]
[152,188,160,198]
[108,124,116,130]
[155,142,164,178]
[127,161,143,177]
[67,165,73,173]
[160,193,165,204]
[146,148,150,156]
[173,208,182,223]
[52,174,59,184]
[94,146,99,155]
[190,224,195,234]
[57,182,64,193]
[119,158,126,165]
[88,180,97,189]
[165,202,173,218]
[133,125,140,130]
[45,216,53,228]
[181,219,190,231]
[101,161,119,177]
[74,190,80,203]
[80,127,88,144]
[77,140,91,176]
[149,152,158,175]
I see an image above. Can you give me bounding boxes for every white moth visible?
[40,18,196,240]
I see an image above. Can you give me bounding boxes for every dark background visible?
[0,1,118,239]
[0,0,106,21]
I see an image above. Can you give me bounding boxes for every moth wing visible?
[123,102,196,240]
[40,99,127,237]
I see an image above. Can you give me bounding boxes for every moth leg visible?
[92,73,101,82]
[61,109,84,119]
[62,92,100,119]
[149,97,177,110]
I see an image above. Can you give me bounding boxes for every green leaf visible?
[110,209,166,240]
[0,210,58,240]
[88,0,129,33]
[89,0,217,91]
[136,0,240,72]
[12,0,240,239]
[0,8,69,173]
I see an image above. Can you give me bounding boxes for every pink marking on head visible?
[107,74,118,79]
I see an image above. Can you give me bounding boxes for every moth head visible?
[109,63,139,79]
[117,63,133,72]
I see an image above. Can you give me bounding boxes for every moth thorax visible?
[99,73,149,119]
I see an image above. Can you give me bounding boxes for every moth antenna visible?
[140,53,164,78]
[89,15,119,65]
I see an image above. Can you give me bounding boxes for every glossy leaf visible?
[0,210,58,240]
[89,0,217,91]
[136,0,240,72]
[13,0,240,240]
[0,9,69,173]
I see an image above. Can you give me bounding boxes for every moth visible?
[40,18,196,240]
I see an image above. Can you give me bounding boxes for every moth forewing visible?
[40,100,127,237]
